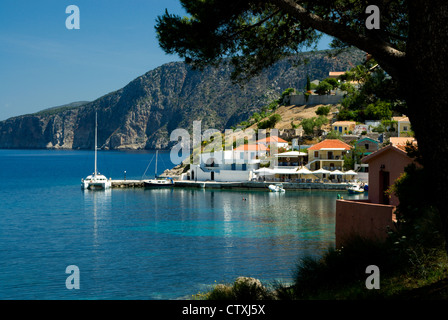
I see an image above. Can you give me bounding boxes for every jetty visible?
[110,179,350,191]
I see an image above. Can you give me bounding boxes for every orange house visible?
[335,142,417,247]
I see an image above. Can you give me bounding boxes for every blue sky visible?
[0,1,331,121]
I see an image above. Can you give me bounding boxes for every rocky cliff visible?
[0,49,364,150]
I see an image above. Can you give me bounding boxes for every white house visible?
[256,136,289,150]
[188,149,260,182]
[233,144,268,162]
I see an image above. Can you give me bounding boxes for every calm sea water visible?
[0,149,366,300]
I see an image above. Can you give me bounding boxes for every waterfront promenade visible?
[111,179,350,190]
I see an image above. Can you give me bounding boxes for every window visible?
[365,143,369,150]
[403,126,408,131]
[314,151,319,158]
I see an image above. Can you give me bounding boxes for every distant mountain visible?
[0,48,364,150]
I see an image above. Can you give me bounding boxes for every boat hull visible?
[81,175,111,190]
[143,179,174,188]
[268,184,285,192]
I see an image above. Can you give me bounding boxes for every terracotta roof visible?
[256,136,288,143]
[392,115,409,122]
[234,144,268,151]
[329,71,345,77]
[390,137,417,146]
[332,121,356,126]
[308,139,352,151]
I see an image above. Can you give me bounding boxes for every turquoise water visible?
[0,149,366,299]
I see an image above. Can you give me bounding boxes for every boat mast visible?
[155,150,158,178]
[94,112,98,177]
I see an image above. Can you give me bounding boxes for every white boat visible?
[81,112,111,190]
[347,183,366,194]
[144,177,174,188]
[268,183,285,192]
[143,150,174,188]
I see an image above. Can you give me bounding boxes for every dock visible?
[110,179,350,191]
[111,180,145,188]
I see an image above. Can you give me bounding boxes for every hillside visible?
[246,104,338,131]
[0,48,364,150]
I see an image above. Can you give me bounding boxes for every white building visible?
[256,136,289,150]
[188,150,260,182]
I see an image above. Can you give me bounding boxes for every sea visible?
[0,149,367,300]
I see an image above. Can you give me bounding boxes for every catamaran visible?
[81,112,111,190]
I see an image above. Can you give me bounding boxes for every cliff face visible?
[0,49,364,150]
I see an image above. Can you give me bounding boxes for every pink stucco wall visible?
[365,148,413,206]
[335,200,396,248]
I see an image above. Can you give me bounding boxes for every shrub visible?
[292,236,403,299]
[257,113,282,129]
[206,277,274,300]
[315,105,331,116]
[314,81,333,95]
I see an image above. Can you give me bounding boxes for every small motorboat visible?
[347,183,366,194]
[268,183,285,192]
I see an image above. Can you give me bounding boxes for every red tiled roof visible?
[234,144,268,151]
[308,139,352,151]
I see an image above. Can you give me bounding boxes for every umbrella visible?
[312,168,331,175]
[296,167,313,174]
[344,170,358,175]
[254,168,274,175]
[331,170,344,175]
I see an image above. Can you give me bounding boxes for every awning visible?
[296,167,313,175]
[274,151,307,157]
[254,168,275,175]
[313,168,331,174]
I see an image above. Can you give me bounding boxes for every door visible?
[379,170,390,204]
[211,171,215,181]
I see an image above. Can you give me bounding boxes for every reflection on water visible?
[82,189,112,248]
[0,149,359,300]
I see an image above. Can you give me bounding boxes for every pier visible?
[111,180,145,188]
[110,179,350,191]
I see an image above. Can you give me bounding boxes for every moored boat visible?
[81,112,111,190]
[347,183,366,194]
[143,177,174,187]
[268,183,285,192]
[143,150,174,188]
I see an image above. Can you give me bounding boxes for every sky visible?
[0,0,331,121]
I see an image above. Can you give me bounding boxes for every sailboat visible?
[143,150,174,188]
[81,112,111,190]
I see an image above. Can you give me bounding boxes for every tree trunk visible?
[404,1,448,252]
